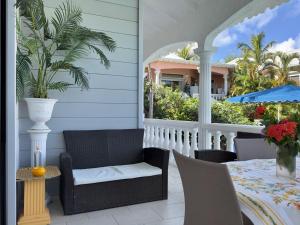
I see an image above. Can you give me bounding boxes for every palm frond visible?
[16,48,32,100]
[48,81,72,92]
[52,1,82,42]
[18,0,47,30]
[88,44,110,68]
[63,41,89,63]
[50,60,71,71]
[69,65,89,89]
[237,43,252,52]
[93,31,117,52]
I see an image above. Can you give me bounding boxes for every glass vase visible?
[276,146,296,179]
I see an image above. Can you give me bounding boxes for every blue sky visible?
[212,0,300,62]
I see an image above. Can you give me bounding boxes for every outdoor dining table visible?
[225,158,300,225]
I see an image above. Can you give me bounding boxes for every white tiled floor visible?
[49,165,185,225]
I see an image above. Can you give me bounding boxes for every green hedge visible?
[147,86,253,124]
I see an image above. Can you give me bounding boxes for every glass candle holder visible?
[34,145,42,167]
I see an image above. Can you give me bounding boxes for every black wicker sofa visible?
[60,129,169,215]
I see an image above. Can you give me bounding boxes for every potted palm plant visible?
[16,0,116,165]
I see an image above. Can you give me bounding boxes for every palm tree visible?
[266,52,300,86]
[16,0,116,99]
[230,32,275,96]
[238,32,275,72]
[176,45,199,60]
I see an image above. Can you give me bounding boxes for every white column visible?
[223,73,228,95]
[155,69,161,85]
[198,51,213,149]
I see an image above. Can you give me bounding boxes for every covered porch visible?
[4,0,294,225]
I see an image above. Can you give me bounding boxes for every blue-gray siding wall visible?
[18,0,139,194]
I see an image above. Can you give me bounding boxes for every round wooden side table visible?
[17,166,61,225]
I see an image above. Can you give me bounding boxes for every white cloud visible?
[288,0,300,17]
[269,34,300,52]
[234,7,278,34]
[213,7,278,48]
[213,29,237,47]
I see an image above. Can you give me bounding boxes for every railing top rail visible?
[204,123,263,134]
[144,119,263,134]
[144,119,198,129]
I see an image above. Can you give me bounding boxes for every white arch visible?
[143,41,196,66]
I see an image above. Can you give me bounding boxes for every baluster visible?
[144,125,150,148]
[143,125,148,147]
[150,125,155,147]
[183,129,190,156]
[170,128,176,150]
[225,132,236,152]
[159,127,165,148]
[164,128,170,150]
[190,128,198,157]
[147,125,151,147]
[214,131,222,150]
[176,129,183,153]
[155,126,159,147]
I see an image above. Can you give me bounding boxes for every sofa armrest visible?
[143,147,170,169]
[60,152,74,215]
[143,148,169,199]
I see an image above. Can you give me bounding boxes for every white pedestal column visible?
[198,51,213,149]
[28,129,50,166]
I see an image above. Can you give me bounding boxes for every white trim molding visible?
[138,0,144,128]
[6,0,17,224]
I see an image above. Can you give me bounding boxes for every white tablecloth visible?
[226,159,300,225]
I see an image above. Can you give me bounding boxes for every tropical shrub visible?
[147,85,252,124]
[212,101,253,125]
[153,86,194,120]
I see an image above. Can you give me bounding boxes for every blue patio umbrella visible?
[226,85,300,121]
[227,85,300,104]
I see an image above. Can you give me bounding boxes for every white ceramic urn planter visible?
[25,98,57,130]
[25,98,57,166]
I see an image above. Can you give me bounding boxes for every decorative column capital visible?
[198,50,213,59]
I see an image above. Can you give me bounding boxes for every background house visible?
[146,58,234,99]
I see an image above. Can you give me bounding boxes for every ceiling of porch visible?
[143,0,288,63]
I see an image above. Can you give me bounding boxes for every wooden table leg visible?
[18,179,50,225]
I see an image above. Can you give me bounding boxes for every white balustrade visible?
[211,94,226,101]
[192,93,226,101]
[144,119,263,156]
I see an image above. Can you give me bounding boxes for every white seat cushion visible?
[73,162,162,186]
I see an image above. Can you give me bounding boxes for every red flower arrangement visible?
[255,105,300,150]
[266,120,297,143]
[255,105,266,119]
[256,106,300,176]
